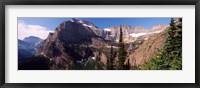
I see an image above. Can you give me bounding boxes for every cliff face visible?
[36,19,111,69]
[127,28,168,67]
[102,25,168,43]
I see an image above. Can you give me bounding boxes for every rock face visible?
[102,25,134,42]
[127,28,168,67]
[34,18,170,70]
[102,25,168,43]
[36,19,111,69]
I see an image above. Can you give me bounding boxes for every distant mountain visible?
[18,39,35,59]
[102,25,134,42]
[23,36,42,46]
[102,24,169,43]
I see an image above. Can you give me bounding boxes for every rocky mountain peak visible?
[49,19,101,44]
[151,24,169,32]
[133,26,147,33]
[23,36,42,46]
[35,19,111,69]
[70,18,98,30]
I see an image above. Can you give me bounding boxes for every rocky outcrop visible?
[127,28,169,67]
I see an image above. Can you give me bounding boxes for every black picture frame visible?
[0,0,199,88]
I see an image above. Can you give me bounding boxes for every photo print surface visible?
[18,18,182,70]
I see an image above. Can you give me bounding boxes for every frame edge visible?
[195,0,200,87]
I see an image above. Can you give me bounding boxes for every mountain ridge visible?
[19,18,171,70]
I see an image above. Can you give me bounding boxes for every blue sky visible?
[18,17,171,40]
[18,17,171,30]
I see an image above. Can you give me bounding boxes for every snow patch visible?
[70,19,74,22]
[78,20,84,23]
[129,33,147,38]
[129,30,164,38]
[104,28,111,31]
[35,40,42,46]
[151,30,163,34]
[77,59,84,63]
[82,24,87,26]
[82,24,92,27]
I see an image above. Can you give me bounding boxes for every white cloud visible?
[18,20,54,40]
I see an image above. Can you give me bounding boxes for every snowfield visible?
[129,30,163,38]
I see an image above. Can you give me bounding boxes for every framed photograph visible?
[0,0,199,88]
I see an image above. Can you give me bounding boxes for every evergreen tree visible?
[117,26,127,70]
[107,44,114,70]
[124,59,130,70]
[164,18,176,54]
[137,18,182,70]
[165,18,182,69]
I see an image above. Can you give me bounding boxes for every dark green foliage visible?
[83,58,104,70]
[107,44,115,70]
[83,58,96,70]
[124,59,130,70]
[98,47,104,52]
[18,55,50,70]
[163,18,182,70]
[70,60,84,70]
[63,44,93,61]
[117,26,127,70]
[135,18,182,70]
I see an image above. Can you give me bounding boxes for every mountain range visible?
[18,36,42,59]
[18,18,170,70]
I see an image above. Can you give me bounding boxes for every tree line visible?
[106,26,130,70]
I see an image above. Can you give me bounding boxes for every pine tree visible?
[125,59,130,70]
[106,59,109,70]
[117,26,127,70]
[107,44,114,70]
[164,18,176,54]
[135,18,182,70]
[164,18,182,60]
